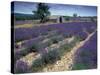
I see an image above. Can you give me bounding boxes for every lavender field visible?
[14,22,97,73]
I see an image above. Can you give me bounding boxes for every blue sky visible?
[13,1,97,16]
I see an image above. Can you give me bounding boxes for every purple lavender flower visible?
[73,32,97,69]
[15,60,30,73]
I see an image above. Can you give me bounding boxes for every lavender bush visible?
[32,58,44,72]
[14,48,29,61]
[72,32,97,70]
[42,48,61,64]
[76,31,88,41]
[15,60,30,73]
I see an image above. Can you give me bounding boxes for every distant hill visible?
[14,13,33,17]
[11,13,34,20]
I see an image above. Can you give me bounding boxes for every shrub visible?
[42,49,61,64]
[15,60,30,73]
[32,58,44,72]
[47,41,53,46]
[14,50,26,62]
[14,51,22,62]
[87,28,94,34]
[50,35,64,44]
[47,28,53,31]
[29,44,39,52]
[14,48,30,61]
[60,44,73,56]
[76,32,88,41]
[52,39,58,44]
[60,37,79,55]
[41,32,48,35]
[63,33,72,38]
[32,49,61,72]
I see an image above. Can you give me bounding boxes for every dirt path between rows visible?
[42,31,96,72]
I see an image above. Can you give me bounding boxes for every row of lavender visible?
[14,34,79,73]
[14,31,64,62]
[14,22,97,73]
[14,22,97,64]
[15,22,97,42]
[72,31,97,70]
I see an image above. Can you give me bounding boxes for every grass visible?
[72,63,89,70]
[15,24,33,28]
[15,23,55,28]
[14,21,78,29]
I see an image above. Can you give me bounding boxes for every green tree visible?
[73,13,77,17]
[33,3,50,23]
